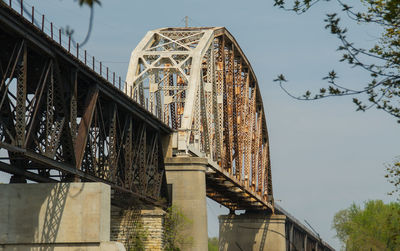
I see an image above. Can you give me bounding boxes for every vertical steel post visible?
[15,42,27,147]
[76,43,79,59]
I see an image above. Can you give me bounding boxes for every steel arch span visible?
[126,27,273,211]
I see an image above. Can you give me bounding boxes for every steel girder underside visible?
[0,4,171,207]
[126,27,274,211]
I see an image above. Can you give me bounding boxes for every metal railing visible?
[1,0,158,113]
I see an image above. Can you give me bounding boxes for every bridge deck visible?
[202,154,273,211]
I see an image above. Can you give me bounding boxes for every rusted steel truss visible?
[0,4,171,206]
[126,27,274,210]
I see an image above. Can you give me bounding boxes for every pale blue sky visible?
[3,0,399,249]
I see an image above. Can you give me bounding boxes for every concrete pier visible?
[0,182,124,251]
[219,213,286,251]
[165,157,208,251]
[111,206,166,250]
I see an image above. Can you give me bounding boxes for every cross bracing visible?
[0,0,273,211]
[126,27,274,210]
[0,2,171,207]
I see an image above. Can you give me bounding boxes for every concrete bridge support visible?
[165,157,208,251]
[219,213,287,251]
[0,182,125,251]
[111,206,165,250]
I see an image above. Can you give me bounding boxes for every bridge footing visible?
[0,182,125,251]
[111,206,165,250]
[165,156,208,251]
[219,212,286,251]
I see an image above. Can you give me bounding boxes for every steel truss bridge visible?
[126,27,273,210]
[0,1,273,211]
[0,1,171,206]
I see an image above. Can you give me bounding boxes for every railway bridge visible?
[0,1,334,251]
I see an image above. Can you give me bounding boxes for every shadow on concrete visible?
[39,183,71,251]
[219,213,266,251]
[0,182,83,249]
[219,213,292,251]
[38,183,87,250]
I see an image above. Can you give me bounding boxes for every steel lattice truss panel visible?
[126,27,273,210]
[0,4,171,207]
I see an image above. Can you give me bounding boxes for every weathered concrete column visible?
[219,213,286,251]
[111,206,165,250]
[165,156,208,251]
[0,182,125,251]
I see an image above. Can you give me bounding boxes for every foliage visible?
[77,0,101,7]
[164,205,193,251]
[208,237,219,251]
[129,219,148,251]
[332,200,400,250]
[385,156,400,197]
[66,0,98,47]
[273,0,400,123]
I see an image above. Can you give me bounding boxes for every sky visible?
[2,0,400,249]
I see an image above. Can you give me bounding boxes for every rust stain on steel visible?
[126,27,274,211]
[74,87,98,170]
[0,1,274,211]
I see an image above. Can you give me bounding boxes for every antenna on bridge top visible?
[185,16,188,27]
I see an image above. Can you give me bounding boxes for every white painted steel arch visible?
[125,27,273,207]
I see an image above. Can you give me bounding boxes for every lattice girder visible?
[126,27,273,205]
